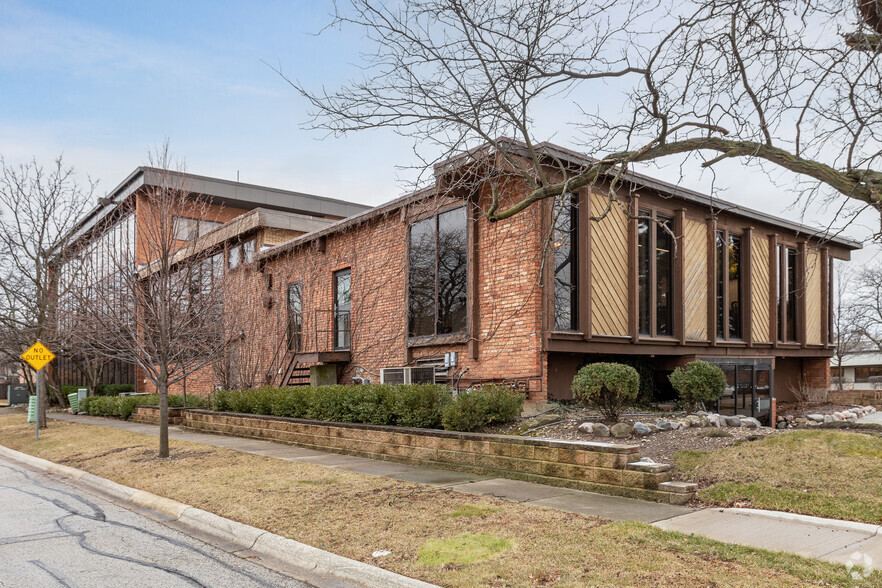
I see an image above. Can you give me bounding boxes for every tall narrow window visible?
[553,194,577,331]
[637,215,651,335]
[716,230,743,340]
[334,269,351,350]
[637,211,674,337]
[287,282,302,352]
[656,216,674,336]
[828,257,835,345]
[728,234,742,339]
[777,245,799,341]
[408,207,467,337]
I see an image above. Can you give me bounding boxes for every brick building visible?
[54,167,369,389]
[168,142,858,425]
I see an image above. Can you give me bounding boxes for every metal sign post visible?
[20,341,56,441]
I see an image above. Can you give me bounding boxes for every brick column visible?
[802,357,831,396]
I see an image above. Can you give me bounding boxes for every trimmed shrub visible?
[669,361,726,408]
[80,393,208,420]
[95,384,136,396]
[571,363,639,422]
[210,384,522,432]
[441,386,524,432]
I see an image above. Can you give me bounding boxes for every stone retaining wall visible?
[828,389,882,407]
[131,406,185,426]
[131,407,695,504]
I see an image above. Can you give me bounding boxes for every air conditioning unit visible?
[380,367,436,385]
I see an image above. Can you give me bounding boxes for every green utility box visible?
[26,396,36,423]
[68,392,79,413]
[8,384,28,406]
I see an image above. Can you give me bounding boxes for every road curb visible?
[721,507,882,535]
[0,444,435,588]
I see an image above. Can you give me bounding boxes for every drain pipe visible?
[453,367,470,395]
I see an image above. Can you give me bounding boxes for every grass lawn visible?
[0,415,873,587]
[675,429,882,524]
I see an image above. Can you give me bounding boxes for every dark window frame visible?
[637,209,676,338]
[334,268,351,351]
[407,205,468,338]
[776,244,800,342]
[715,228,744,341]
[552,193,578,332]
[287,281,303,352]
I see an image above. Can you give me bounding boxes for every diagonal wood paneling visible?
[683,219,708,341]
[751,235,770,343]
[591,196,629,336]
[805,248,822,345]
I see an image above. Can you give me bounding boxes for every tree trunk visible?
[37,370,48,429]
[158,377,169,458]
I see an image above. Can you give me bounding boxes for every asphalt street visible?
[0,455,311,588]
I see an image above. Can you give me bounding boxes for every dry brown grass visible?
[0,415,866,587]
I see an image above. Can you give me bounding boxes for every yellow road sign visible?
[21,341,55,371]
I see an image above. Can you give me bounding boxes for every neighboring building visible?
[833,351,882,390]
[171,141,859,425]
[53,167,370,389]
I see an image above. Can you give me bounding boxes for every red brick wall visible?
[802,357,831,391]
[177,180,548,401]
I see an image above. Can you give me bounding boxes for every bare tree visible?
[849,261,882,353]
[832,261,862,388]
[0,156,94,427]
[291,0,882,230]
[77,146,229,457]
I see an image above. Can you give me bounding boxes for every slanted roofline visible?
[59,167,371,253]
[259,139,861,259]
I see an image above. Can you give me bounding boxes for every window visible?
[173,216,222,241]
[777,245,799,341]
[334,269,351,350]
[637,211,674,337]
[716,230,742,340]
[408,206,467,337]
[828,257,835,345]
[287,282,302,352]
[227,238,256,270]
[552,194,577,331]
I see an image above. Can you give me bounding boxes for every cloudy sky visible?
[1,0,878,264]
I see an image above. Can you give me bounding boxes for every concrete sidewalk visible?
[16,409,882,571]
[45,411,689,524]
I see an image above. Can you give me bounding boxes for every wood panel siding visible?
[591,196,629,336]
[805,248,822,345]
[684,218,708,341]
[751,234,771,343]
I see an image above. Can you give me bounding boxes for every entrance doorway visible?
[702,358,773,424]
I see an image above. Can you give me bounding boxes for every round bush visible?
[571,363,639,422]
[669,361,726,408]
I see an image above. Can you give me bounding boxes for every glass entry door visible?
[706,359,773,424]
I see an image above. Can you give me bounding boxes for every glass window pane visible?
[287,282,302,352]
[437,207,468,334]
[228,245,241,269]
[408,218,436,337]
[787,248,798,341]
[243,239,255,264]
[637,214,650,335]
[728,234,742,339]
[716,231,726,338]
[334,269,351,349]
[553,196,577,331]
[656,216,673,336]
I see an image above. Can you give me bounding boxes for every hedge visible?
[80,394,208,420]
[212,384,524,432]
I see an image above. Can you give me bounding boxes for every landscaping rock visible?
[741,417,761,429]
[647,424,659,434]
[611,422,633,438]
[593,423,611,437]
[777,421,788,430]
[723,416,742,427]
[823,415,833,424]
[699,416,711,427]
[633,422,652,436]
[655,420,673,431]
[577,422,594,434]
[707,413,721,427]
[685,415,702,427]
[807,414,824,423]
